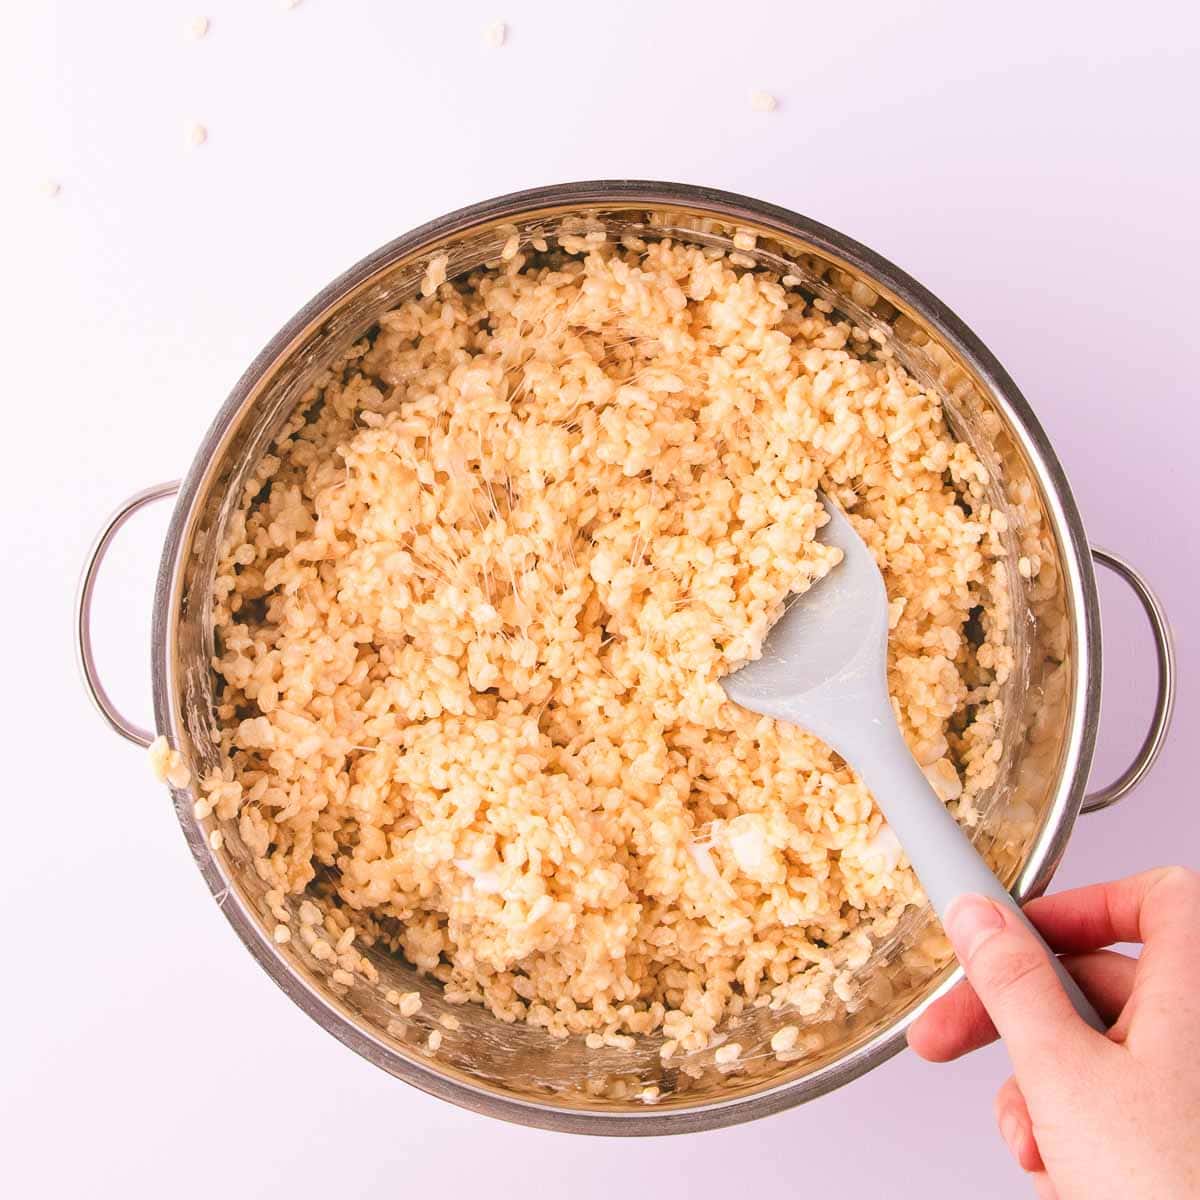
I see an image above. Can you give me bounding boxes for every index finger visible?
[1022,866,1200,957]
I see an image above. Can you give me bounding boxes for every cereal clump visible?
[202,236,1011,1049]
[149,735,191,789]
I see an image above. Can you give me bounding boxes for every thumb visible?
[942,893,1097,1078]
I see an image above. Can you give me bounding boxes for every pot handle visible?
[1082,547,1176,813]
[76,481,181,749]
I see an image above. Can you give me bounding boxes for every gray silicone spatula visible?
[721,495,1105,1031]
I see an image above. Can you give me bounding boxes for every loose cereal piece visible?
[150,735,191,788]
[420,254,447,297]
[148,735,171,782]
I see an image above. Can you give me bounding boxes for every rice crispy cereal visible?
[199,235,1012,1050]
[149,734,192,789]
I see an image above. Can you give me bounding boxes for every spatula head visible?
[719,496,893,749]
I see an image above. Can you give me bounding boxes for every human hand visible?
[908,867,1200,1200]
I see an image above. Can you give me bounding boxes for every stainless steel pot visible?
[76,182,1176,1134]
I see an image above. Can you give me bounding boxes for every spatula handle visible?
[863,744,1106,1033]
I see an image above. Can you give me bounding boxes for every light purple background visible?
[3,3,1196,1197]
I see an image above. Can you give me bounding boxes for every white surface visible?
[2,3,1197,1197]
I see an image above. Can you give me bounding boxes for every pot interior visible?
[161,190,1086,1127]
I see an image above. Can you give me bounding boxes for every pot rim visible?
[151,180,1101,1135]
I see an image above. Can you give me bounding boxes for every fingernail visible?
[944,894,1005,963]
